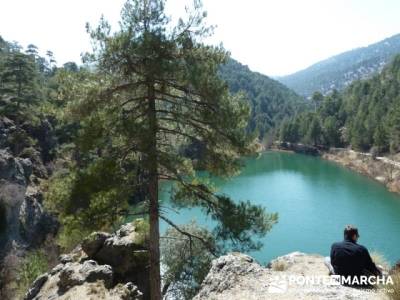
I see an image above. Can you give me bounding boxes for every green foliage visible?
[323,116,341,147]
[0,35,69,163]
[16,250,48,298]
[279,118,299,143]
[161,199,277,300]
[7,128,35,156]
[206,196,277,252]
[0,50,40,120]
[373,125,388,154]
[45,156,135,249]
[312,91,323,110]
[305,117,322,146]
[132,218,150,246]
[388,99,400,153]
[56,218,92,251]
[219,59,306,138]
[78,0,275,242]
[39,1,279,298]
[161,222,215,299]
[279,54,400,154]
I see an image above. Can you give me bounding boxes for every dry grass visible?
[371,251,390,271]
[370,252,400,300]
[389,271,400,300]
[271,260,288,271]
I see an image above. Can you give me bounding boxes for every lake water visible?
[159,151,400,265]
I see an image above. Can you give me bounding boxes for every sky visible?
[0,0,399,76]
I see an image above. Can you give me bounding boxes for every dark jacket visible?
[330,238,381,278]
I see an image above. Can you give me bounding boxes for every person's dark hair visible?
[344,225,359,240]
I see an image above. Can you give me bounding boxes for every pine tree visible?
[323,116,341,147]
[311,91,323,112]
[71,1,278,299]
[388,98,400,153]
[0,50,39,119]
[306,117,322,146]
[373,124,388,153]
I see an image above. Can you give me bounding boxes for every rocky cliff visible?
[0,116,59,297]
[194,252,389,300]
[25,221,149,300]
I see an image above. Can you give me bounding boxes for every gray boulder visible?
[93,222,148,274]
[24,273,49,300]
[194,252,387,300]
[18,186,59,246]
[58,260,113,290]
[24,221,149,300]
[82,231,111,257]
[0,150,28,185]
[25,259,142,300]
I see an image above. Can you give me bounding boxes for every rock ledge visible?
[194,252,388,300]
[25,221,148,300]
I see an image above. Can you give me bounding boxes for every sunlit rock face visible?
[194,252,388,300]
[25,221,149,300]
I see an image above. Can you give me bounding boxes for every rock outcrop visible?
[25,221,149,300]
[0,149,58,255]
[195,252,389,300]
[0,116,60,297]
[0,116,59,255]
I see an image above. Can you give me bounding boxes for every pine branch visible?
[159,215,218,257]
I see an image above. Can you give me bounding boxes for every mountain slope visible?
[220,59,306,137]
[279,33,400,97]
[278,53,400,154]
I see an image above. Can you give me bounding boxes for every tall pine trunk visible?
[147,81,161,300]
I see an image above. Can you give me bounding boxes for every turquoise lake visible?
[159,151,400,265]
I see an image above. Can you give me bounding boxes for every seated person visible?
[325,225,381,281]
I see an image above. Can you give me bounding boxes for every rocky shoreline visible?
[322,148,400,194]
[271,142,400,195]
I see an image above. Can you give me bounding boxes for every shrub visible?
[16,250,48,298]
[271,260,288,271]
[371,251,390,271]
[19,146,40,161]
[7,128,34,156]
[161,222,215,299]
[389,270,400,300]
[56,216,91,251]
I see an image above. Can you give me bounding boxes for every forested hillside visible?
[279,54,400,155]
[220,59,306,137]
[279,33,400,97]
